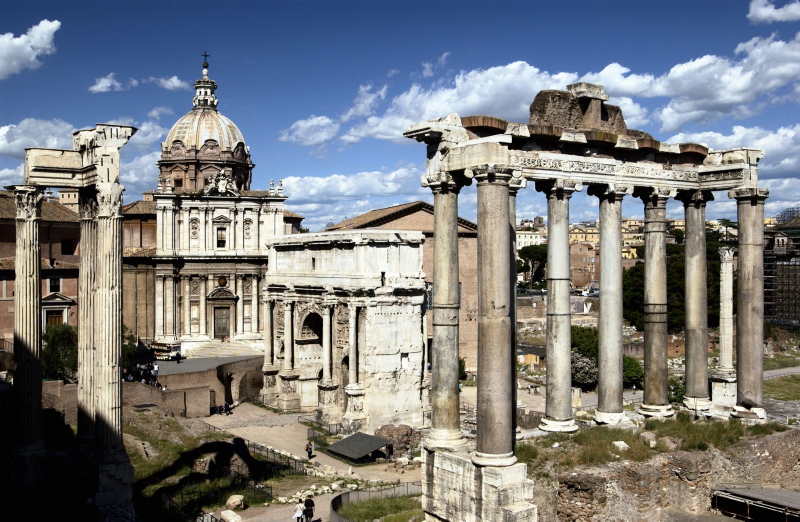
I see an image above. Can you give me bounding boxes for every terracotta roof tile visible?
[283,210,303,219]
[0,192,79,222]
[325,200,477,232]
[122,200,157,215]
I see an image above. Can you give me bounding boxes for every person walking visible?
[305,441,313,460]
[153,362,159,377]
[303,494,315,522]
[292,500,305,520]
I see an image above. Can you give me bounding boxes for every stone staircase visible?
[185,340,263,358]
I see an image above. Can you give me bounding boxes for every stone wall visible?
[555,429,800,521]
[122,382,210,417]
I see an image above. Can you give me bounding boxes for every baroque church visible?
[121,61,429,431]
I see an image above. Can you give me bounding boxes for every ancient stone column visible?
[731,187,769,415]
[251,277,259,333]
[199,276,208,336]
[263,299,274,369]
[183,276,191,338]
[717,248,735,375]
[322,303,332,382]
[94,182,127,460]
[155,275,165,338]
[591,185,627,424]
[638,188,674,417]
[425,172,465,450]
[509,177,526,427]
[11,185,45,456]
[537,180,580,433]
[679,190,713,413]
[164,276,175,340]
[348,303,358,385]
[77,187,98,441]
[283,300,294,371]
[473,166,517,467]
[236,275,244,336]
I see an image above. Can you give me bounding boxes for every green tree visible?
[670,228,684,244]
[622,355,644,388]
[518,245,548,284]
[122,325,139,368]
[42,323,78,382]
[571,325,599,359]
[458,357,468,380]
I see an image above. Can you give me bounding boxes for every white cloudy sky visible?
[2,1,800,230]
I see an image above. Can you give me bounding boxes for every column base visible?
[711,379,737,410]
[711,368,737,382]
[593,411,625,425]
[731,405,767,421]
[683,396,712,413]
[471,451,518,467]
[424,449,537,521]
[539,417,579,433]
[639,403,675,418]
[425,428,468,452]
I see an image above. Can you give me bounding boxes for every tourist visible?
[223,402,232,415]
[153,362,159,377]
[292,500,305,520]
[303,494,315,522]
[305,441,313,460]
[175,351,182,364]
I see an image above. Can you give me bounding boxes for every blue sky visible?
[2,0,800,231]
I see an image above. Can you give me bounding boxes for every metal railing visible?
[330,481,423,522]
[1,338,12,353]
[298,414,346,435]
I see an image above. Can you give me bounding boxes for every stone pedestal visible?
[343,383,366,432]
[277,370,300,411]
[710,373,737,416]
[317,380,339,423]
[423,449,537,522]
[261,365,280,406]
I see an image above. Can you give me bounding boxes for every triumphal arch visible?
[405,83,767,521]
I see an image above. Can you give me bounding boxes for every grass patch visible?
[336,494,421,522]
[644,411,787,451]
[383,509,424,522]
[764,375,800,401]
[514,442,539,463]
[763,352,800,371]
[571,427,655,464]
[460,379,477,387]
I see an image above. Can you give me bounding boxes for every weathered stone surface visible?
[612,441,630,452]
[225,494,244,510]
[220,510,242,522]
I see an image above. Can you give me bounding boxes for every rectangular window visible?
[61,239,75,255]
[49,278,61,293]
[46,309,64,326]
[216,227,227,248]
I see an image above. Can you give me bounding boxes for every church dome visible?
[162,61,247,152]
[157,58,254,193]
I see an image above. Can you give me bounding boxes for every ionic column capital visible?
[534,179,582,198]
[634,186,676,205]
[422,171,466,194]
[587,183,632,201]
[728,187,769,201]
[9,185,44,220]
[470,164,514,184]
[676,189,714,207]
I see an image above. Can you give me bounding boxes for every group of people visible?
[123,363,167,390]
[292,494,315,521]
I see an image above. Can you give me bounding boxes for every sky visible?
[2,0,800,231]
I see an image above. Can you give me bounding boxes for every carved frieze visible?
[728,187,769,200]
[190,218,200,239]
[336,304,350,352]
[244,219,253,239]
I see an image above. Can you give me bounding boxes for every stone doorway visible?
[214,307,230,340]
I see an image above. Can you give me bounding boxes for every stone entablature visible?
[261,230,429,432]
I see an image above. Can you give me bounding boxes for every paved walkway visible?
[202,403,420,521]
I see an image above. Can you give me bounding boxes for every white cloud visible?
[387,68,400,78]
[421,62,434,78]
[341,84,388,122]
[669,123,800,179]
[281,165,428,231]
[421,51,451,78]
[610,97,649,128]
[0,164,23,186]
[147,106,174,120]
[126,120,167,151]
[580,63,655,97]
[89,72,131,93]
[145,75,190,91]
[748,0,800,23]
[279,115,340,147]
[0,118,74,159]
[0,19,60,80]
[340,61,578,144]
[121,150,160,202]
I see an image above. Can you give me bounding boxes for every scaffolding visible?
[764,211,800,327]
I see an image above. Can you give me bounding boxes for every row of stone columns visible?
[424,171,769,460]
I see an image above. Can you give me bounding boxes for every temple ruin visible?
[405,83,767,521]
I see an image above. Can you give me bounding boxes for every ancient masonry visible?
[405,83,767,521]
[10,125,137,519]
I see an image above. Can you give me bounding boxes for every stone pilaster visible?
[93,181,134,510]
[199,276,208,336]
[261,299,279,405]
[278,299,299,411]
[155,275,165,338]
[164,275,176,341]
[423,171,466,451]
[536,179,581,433]
[235,275,244,336]
[251,276,259,333]
[473,165,517,466]
[182,276,191,338]
[77,186,98,442]
[730,187,769,419]
[678,190,713,414]
[637,188,675,418]
[590,185,628,424]
[10,185,45,460]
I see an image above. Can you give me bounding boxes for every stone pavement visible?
[202,403,421,521]
[185,341,263,359]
